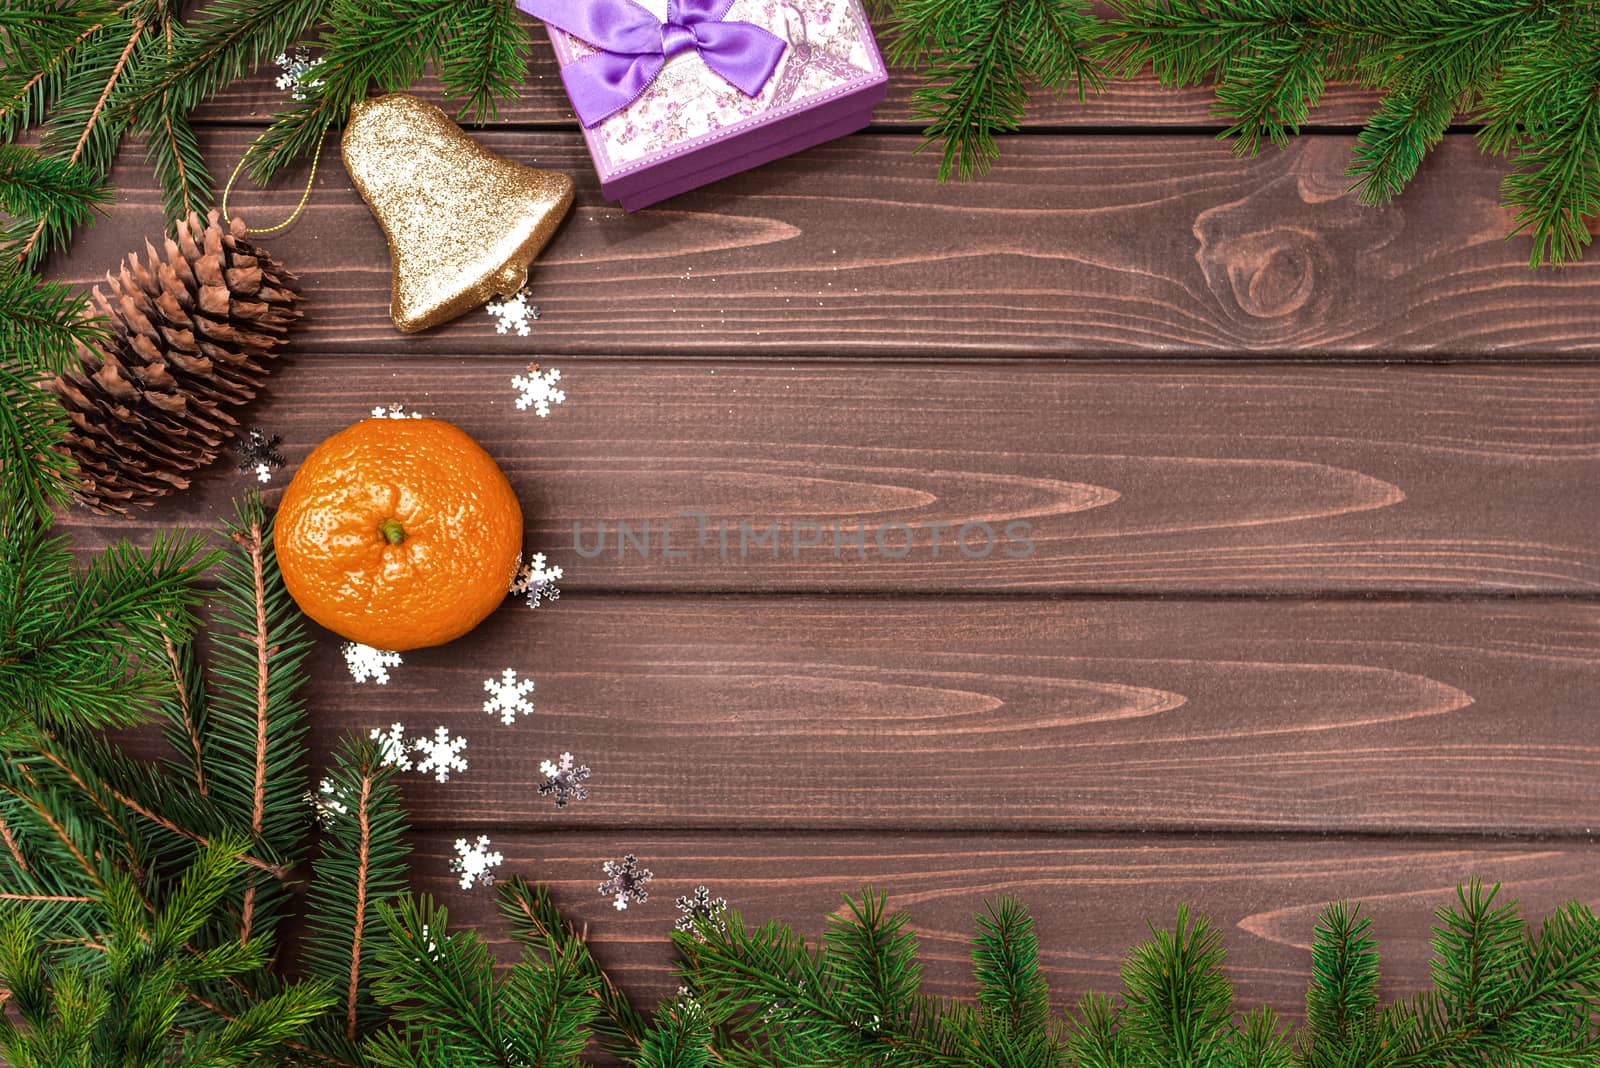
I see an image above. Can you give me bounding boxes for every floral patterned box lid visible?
[542,0,888,209]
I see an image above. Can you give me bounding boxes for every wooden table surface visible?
[52,25,1600,1033]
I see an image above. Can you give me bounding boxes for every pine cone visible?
[52,210,303,516]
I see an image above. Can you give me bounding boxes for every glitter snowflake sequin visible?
[368,724,414,771]
[537,752,590,808]
[273,46,323,101]
[598,854,652,911]
[413,726,468,783]
[482,668,535,725]
[509,552,563,609]
[511,365,565,417]
[486,288,540,336]
[451,836,504,889]
[234,428,285,484]
[371,403,424,420]
[343,642,402,685]
[674,885,728,942]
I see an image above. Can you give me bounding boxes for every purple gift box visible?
[519,0,888,211]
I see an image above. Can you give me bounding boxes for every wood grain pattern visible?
[192,25,1383,131]
[57,360,1600,593]
[58,129,1600,357]
[263,596,1600,834]
[41,47,1600,1066]
[402,830,1600,1014]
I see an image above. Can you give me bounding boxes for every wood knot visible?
[1223,231,1319,320]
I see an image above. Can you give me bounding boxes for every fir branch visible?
[300,736,411,1045]
[0,5,111,142]
[143,13,213,223]
[0,359,77,526]
[0,146,111,267]
[1347,80,1457,206]
[0,3,109,79]
[124,0,329,119]
[0,839,332,1066]
[202,493,312,939]
[0,261,105,526]
[245,0,458,186]
[22,3,159,263]
[1483,13,1600,266]
[822,889,923,1040]
[160,634,210,799]
[1118,905,1235,1063]
[1300,900,1383,1064]
[0,263,104,376]
[366,894,516,1063]
[886,0,1103,180]
[439,0,529,124]
[102,777,291,881]
[971,896,1051,1038]
[0,518,211,737]
[499,877,653,1061]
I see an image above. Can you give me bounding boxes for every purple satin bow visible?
[518,0,787,127]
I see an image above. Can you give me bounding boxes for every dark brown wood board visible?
[34,7,1600,1058]
[58,129,1600,357]
[57,360,1600,594]
[287,595,1600,835]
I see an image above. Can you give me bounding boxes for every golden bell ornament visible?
[341,93,575,333]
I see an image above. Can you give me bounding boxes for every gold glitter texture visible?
[342,93,575,333]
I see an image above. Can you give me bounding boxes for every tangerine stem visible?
[378,519,405,545]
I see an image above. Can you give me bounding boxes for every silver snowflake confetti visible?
[235,428,286,484]
[509,552,563,609]
[537,752,590,808]
[598,854,652,911]
[368,723,414,772]
[451,835,504,889]
[306,777,350,830]
[371,403,425,420]
[511,364,565,417]
[273,46,323,101]
[486,288,540,336]
[483,668,535,725]
[343,642,402,685]
[675,985,705,1017]
[674,885,728,942]
[413,726,468,783]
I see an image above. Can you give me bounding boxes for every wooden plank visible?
[58,129,1600,358]
[402,830,1600,1016]
[57,360,1600,594]
[264,596,1600,834]
[192,25,1382,130]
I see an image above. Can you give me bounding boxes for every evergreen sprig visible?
[0,838,335,1068]
[244,0,527,186]
[0,516,211,742]
[1089,0,1600,264]
[0,256,105,525]
[300,736,412,1056]
[873,0,1105,180]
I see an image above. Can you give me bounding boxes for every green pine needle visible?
[0,146,111,266]
[0,516,212,738]
[300,735,412,1047]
